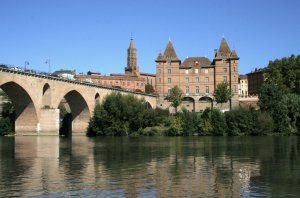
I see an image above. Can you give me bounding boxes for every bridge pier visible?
[39,108,60,135]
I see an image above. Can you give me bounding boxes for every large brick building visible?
[76,37,156,92]
[156,38,239,112]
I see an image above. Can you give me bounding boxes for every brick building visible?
[76,37,156,92]
[155,38,239,112]
[247,68,264,95]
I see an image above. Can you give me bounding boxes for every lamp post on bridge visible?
[24,61,29,71]
[45,59,51,74]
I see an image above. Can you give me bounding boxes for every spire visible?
[164,40,179,61]
[129,34,135,49]
[125,36,139,74]
[215,37,232,59]
[218,37,231,54]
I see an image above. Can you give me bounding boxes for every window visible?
[158,69,161,74]
[223,59,227,64]
[234,85,237,93]
[234,67,236,72]
[186,86,189,94]
[195,77,199,83]
[224,68,227,73]
[205,77,209,83]
[168,88,171,94]
[186,77,189,83]
[168,69,171,74]
[137,83,139,86]
[141,83,144,86]
[185,69,189,74]
[195,69,198,74]
[196,86,199,94]
[168,78,171,83]
[110,81,112,85]
[127,82,130,86]
[205,86,209,94]
[204,69,208,74]
[159,78,161,83]
[223,76,227,82]
[123,82,125,86]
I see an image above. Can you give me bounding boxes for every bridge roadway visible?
[0,67,157,135]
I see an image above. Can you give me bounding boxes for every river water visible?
[0,136,299,197]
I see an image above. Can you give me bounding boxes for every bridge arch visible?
[58,90,91,135]
[42,83,51,108]
[95,93,100,104]
[0,81,39,133]
[146,101,152,109]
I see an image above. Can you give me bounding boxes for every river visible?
[0,136,299,197]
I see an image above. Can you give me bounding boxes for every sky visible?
[0,0,299,75]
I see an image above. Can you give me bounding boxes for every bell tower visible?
[125,36,139,75]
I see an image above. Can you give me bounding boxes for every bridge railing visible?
[0,66,157,97]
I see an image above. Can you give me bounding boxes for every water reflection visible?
[0,136,299,197]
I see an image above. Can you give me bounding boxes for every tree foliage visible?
[145,83,155,94]
[166,86,183,113]
[264,54,300,94]
[87,92,169,136]
[214,82,233,108]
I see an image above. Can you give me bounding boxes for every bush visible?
[165,116,184,136]
[0,117,14,136]
[179,109,201,136]
[87,92,169,136]
[199,108,226,136]
[140,126,169,136]
[251,111,274,135]
[225,107,256,136]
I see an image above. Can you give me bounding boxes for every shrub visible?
[251,111,274,135]
[165,116,184,136]
[0,117,14,136]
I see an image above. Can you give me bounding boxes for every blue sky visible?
[0,0,299,75]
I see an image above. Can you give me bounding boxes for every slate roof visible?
[180,57,211,68]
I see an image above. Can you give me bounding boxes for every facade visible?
[75,37,156,93]
[238,75,248,97]
[156,38,239,112]
[247,68,264,95]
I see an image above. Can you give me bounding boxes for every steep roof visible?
[129,37,135,49]
[180,57,211,68]
[164,41,179,61]
[214,37,239,60]
[230,50,239,59]
[156,52,165,62]
[218,37,231,54]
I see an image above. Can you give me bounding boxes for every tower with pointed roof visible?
[212,37,239,109]
[155,39,181,99]
[125,36,139,75]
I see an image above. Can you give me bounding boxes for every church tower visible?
[125,36,139,75]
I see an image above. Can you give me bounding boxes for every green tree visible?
[199,108,226,136]
[166,86,183,113]
[214,82,233,110]
[259,83,291,134]
[145,83,155,94]
[87,92,169,136]
[264,55,300,94]
[179,109,201,136]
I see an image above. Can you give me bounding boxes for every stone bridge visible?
[0,68,157,135]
